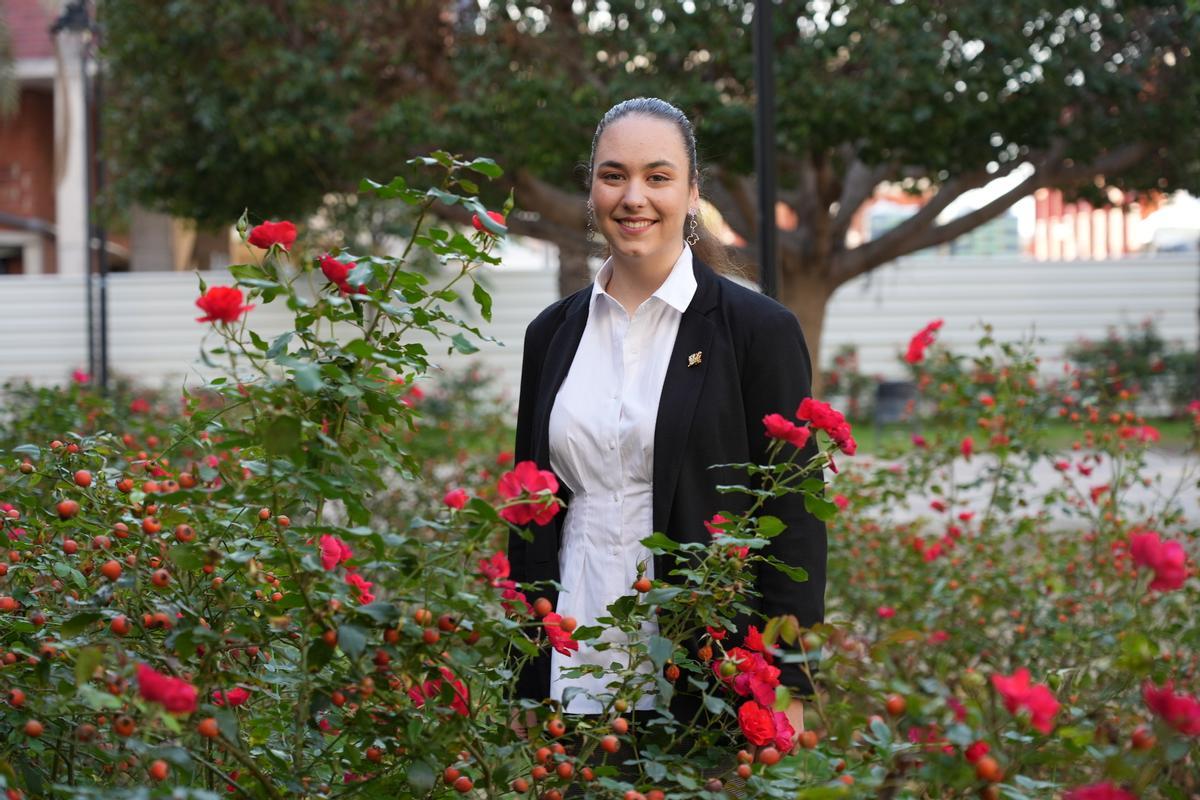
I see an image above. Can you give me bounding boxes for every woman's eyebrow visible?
[596,159,679,171]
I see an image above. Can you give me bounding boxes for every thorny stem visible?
[217,735,286,800]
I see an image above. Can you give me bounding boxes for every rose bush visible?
[1,166,1198,799]
[0,152,840,799]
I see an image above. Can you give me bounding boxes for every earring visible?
[586,201,596,243]
[686,211,700,246]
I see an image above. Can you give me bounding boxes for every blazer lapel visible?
[652,259,719,540]
[525,290,590,567]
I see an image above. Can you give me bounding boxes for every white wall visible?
[824,253,1200,378]
[0,253,1196,401]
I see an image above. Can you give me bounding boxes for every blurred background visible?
[1,0,1197,422]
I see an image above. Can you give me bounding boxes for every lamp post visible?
[753,0,778,299]
[51,0,108,391]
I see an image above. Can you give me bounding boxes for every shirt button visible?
[612,493,619,502]
[609,440,616,449]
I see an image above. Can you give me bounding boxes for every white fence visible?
[0,252,1196,401]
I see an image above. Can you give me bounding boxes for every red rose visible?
[478,552,510,583]
[497,461,561,526]
[196,286,255,324]
[444,488,469,510]
[1142,680,1200,736]
[1129,530,1188,592]
[964,740,990,763]
[542,612,579,657]
[762,413,811,449]
[832,494,849,510]
[345,572,375,604]
[991,668,1059,734]
[212,687,251,707]
[737,700,777,747]
[471,210,506,235]
[318,253,360,293]
[1063,784,1139,800]
[904,318,944,364]
[137,663,198,714]
[796,397,857,455]
[497,578,532,616]
[771,710,795,752]
[247,220,297,251]
[409,667,470,716]
[319,534,354,571]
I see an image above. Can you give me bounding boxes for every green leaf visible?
[267,331,293,359]
[702,693,732,716]
[648,635,674,669]
[765,556,809,583]
[803,494,839,521]
[757,515,786,537]
[472,281,493,322]
[338,624,368,659]
[74,646,105,687]
[773,684,792,711]
[264,416,302,457]
[640,531,680,552]
[407,760,437,793]
[307,639,334,672]
[78,683,123,710]
[62,612,102,638]
[450,333,479,355]
[293,364,324,394]
[229,263,268,282]
[467,157,503,178]
[643,586,685,605]
[569,625,604,642]
[357,602,400,625]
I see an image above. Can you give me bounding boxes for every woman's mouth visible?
[617,219,657,234]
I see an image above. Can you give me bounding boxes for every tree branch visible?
[706,167,758,243]
[830,158,894,247]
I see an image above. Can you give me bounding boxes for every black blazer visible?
[508,256,827,705]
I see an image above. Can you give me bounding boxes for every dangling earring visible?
[586,201,596,243]
[686,211,700,246]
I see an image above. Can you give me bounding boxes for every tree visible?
[99,0,453,229]
[441,0,1200,383]
[102,1,1200,383]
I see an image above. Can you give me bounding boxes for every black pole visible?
[753,0,778,299]
[90,12,109,393]
[52,1,97,384]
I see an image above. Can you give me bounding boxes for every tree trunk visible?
[556,236,592,298]
[778,271,833,397]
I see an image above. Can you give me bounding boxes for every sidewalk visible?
[840,450,1200,527]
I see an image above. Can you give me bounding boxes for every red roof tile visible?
[3,0,56,61]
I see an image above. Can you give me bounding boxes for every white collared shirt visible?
[547,244,698,714]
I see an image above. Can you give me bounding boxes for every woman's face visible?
[590,114,700,265]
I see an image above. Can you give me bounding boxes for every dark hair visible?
[587,97,737,276]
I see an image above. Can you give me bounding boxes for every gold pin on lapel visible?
[687,351,703,368]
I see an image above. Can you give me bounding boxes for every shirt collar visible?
[590,244,698,314]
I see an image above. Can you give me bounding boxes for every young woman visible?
[507,97,826,746]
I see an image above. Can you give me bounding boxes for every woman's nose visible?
[621,180,647,207]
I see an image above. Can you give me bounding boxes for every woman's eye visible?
[602,173,624,181]
[649,174,670,182]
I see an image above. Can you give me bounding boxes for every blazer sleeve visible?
[508,320,544,589]
[739,307,827,696]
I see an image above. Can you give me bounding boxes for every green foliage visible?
[0,154,842,798]
[1065,318,1199,417]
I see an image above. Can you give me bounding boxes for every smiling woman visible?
[507,97,827,751]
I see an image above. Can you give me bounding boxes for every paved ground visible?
[840,450,1200,528]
